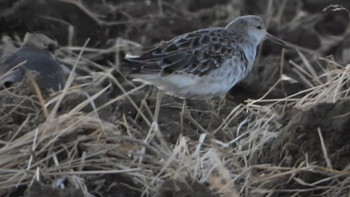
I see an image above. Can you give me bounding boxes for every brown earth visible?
[1,0,350,196]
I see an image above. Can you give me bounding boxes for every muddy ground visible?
[1,0,350,197]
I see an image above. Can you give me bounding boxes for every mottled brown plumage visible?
[122,15,267,99]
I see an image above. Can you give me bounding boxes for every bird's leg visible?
[180,99,208,133]
[153,90,163,124]
[180,99,187,131]
[140,90,163,164]
[216,95,226,115]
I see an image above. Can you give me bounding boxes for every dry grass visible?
[1,1,350,197]
[1,35,349,196]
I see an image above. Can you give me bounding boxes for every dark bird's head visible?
[22,32,58,52]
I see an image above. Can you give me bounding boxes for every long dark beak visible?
[265,33,317,54]
[265,33,288,47]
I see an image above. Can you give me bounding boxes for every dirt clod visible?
[266,99,350,170]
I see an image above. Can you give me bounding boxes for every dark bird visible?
[0,32,66,91]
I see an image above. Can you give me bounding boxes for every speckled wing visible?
[123,28,247,77]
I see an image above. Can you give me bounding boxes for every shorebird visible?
[0,32,66,91]
[121,15,268,131]
[121,15,267,100]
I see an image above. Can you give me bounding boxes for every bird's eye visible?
[256,25,262,30]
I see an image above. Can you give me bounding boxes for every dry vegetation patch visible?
[1,0,350,197]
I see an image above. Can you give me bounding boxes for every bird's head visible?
[22,32,58,52]
[226,15,267,45]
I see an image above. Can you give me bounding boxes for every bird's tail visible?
[118,53,143,74]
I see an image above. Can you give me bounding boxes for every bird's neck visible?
[246,34,260,48]
[241,36,259,60]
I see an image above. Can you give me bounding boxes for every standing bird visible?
[0,32,66,91]
[121,15,267,99]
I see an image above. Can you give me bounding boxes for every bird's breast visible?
[156,57,250,99]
